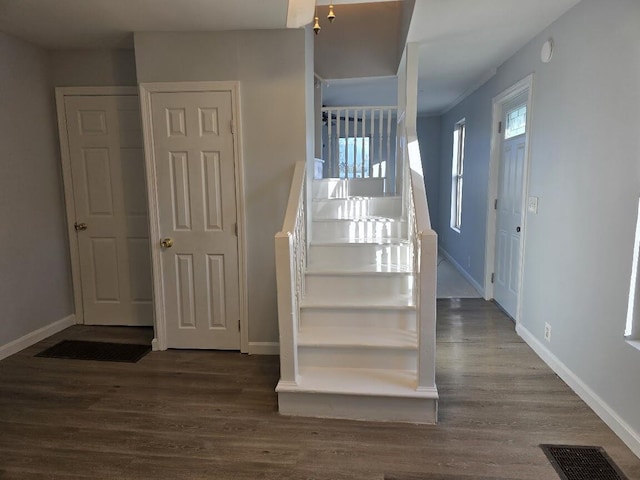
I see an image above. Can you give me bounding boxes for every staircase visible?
[275,171,438,423]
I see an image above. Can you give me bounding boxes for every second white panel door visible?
[150,91,240,349]
[65,95,153,326]
[494,101,527,319]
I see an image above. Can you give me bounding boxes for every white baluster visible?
[327,108,332,178]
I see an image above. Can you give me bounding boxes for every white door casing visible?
[140,82,247,351]
[484,75,533,324]
[57,88,153,326]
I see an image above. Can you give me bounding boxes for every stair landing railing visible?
[400,125,438,395]
[275,161,306,387]
[321,106,397,182]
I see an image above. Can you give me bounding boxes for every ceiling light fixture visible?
[313,2,336,35]
[327,4,336,23]
[313,10,321,35]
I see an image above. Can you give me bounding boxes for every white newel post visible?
[417,230,438,390]
[275,232,299,385]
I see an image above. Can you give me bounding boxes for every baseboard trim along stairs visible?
[276,177,438,424]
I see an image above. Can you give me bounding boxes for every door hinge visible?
[238,319,241,331]
[491,272,495,284]
[234,223,238,236]
[494,199,498,210]
[230,120,235,135]
[498,121,502,134]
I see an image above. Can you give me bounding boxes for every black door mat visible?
[540,444,628,480]
[36,340,150,363]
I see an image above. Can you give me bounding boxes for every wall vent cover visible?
[540,444,628,480]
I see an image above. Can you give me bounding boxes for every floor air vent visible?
[540,444,628,480]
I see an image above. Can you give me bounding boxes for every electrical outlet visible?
[544,322,552,342]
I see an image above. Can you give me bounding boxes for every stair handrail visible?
[275,161,307,386]
[402,127,438,394]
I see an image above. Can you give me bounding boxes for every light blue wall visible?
[438,83,493,282]
[417,115,441,231]
[435,0,640,454]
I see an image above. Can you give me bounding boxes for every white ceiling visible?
[0,0,582,114]
[409,0,582,113]
[0,0,290,48]
[323,0,582,114]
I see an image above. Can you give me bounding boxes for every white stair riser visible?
[312,219,407,242]
[312,178,385,199]
[308,244,410,269]
[299,346,416,370]
[278,392,437,424]
[300,308,416,330]
[305,274,413,298]
[313,197,401,219]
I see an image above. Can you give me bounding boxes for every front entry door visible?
[494,96,528,318]
[148,90,241,349]
[64,95,153,326]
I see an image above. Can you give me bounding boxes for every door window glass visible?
[505,104,527,139]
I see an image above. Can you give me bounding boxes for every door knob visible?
[74,222,88,231]
[160,238,174,248]
[516,226,521,233]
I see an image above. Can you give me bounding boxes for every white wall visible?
[134,30,309,344]
[417,115,441,229]
[0,33,74,347]
[50,49,137,86]
[436,0,640,455]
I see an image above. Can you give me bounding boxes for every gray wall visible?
[436,0,640,452]
[417,115,441,230]
[50,49,137,86]
[0,33,73,347]
[134,30,309,344]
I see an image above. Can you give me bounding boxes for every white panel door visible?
[494,124,526,318]
[150,91,240,349]
[65,95,153,326]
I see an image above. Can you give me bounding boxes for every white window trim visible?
[450,119,466,232]
[625,197,640,351]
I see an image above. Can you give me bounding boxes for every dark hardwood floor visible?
[1,298,638,479]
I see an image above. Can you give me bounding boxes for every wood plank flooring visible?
[1,298,638,479]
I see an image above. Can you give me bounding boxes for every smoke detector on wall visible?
[541,38,554,63]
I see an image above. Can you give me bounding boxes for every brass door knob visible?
[160,238,174,248]
[74,222,88,231]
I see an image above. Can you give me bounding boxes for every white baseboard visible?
[517,324,640,458]
[248,342,279,355]
[0,314,76,361]
[439,247,485,296]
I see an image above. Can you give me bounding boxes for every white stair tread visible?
[313,216,404,222]
[313,195,400,201]
[301,293,415,308]
[278,367,437,399]
[306,265,413,274]
[298,326,416,348]
[311,238,409,246]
